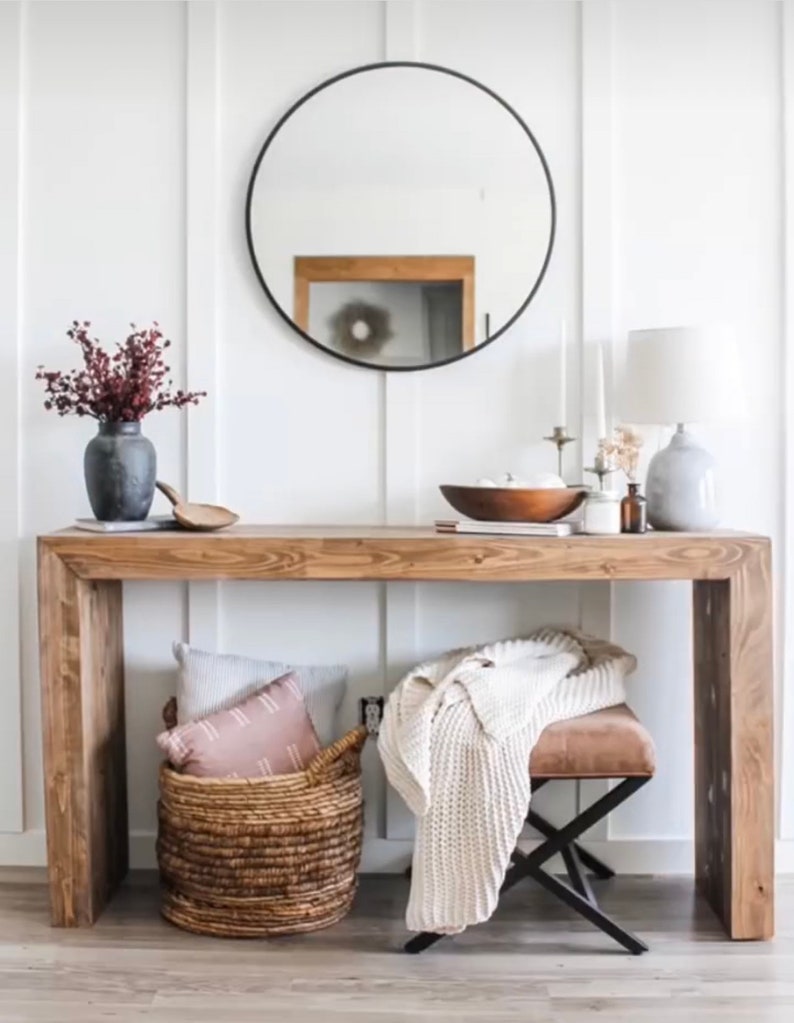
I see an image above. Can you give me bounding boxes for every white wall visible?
[1,0,792,873]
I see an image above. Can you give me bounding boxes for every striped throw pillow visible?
[157,671,321,778]
[172,642,347,747]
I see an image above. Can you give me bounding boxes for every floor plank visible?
[0,872,792,1022]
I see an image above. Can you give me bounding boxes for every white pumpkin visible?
[524,472,567,489]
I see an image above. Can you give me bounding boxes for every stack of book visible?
[435,519,577,537]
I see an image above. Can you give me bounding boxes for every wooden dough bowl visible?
[439,484,588,523]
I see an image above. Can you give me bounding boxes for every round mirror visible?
[246,62,556,371]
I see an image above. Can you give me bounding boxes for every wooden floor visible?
[1,872,793,1022]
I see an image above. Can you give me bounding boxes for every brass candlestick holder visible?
[543,426,576,479]
[584,439,617,491]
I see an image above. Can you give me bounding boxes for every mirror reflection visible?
[246,63,555,370]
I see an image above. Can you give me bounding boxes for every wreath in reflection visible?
[328,301,394,358]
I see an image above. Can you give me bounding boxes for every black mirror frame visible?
[244,60,557,372]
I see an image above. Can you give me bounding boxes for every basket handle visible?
[163,697,178,730]
[305,725,368,785]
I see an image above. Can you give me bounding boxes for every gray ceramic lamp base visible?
[645,425,718,532]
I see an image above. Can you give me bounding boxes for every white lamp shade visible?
[619,325,745,425]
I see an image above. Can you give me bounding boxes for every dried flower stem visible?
[601,425,644,482]
[36,321,206,422]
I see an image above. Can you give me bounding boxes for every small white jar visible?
[582,490,622,535]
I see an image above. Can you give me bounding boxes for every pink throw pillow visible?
[157,671,322,778]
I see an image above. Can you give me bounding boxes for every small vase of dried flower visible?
[600,425,648,534]
[36,322,206,521]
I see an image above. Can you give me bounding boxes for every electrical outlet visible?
[359,696,385,736]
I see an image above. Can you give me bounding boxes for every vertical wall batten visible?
[382,0,422,842]
[578,0,616,834]
[186,0,222,650]
[780,0,794,841]
[0,0,24,834]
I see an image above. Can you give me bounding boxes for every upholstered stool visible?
[405,703,656,956]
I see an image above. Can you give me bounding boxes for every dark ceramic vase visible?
[84,421,156,521]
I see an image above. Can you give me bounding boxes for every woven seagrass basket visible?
[157,700,367,938]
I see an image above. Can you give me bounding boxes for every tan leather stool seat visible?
[530,704,656,779]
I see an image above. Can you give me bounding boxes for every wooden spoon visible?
[156,481,239,532]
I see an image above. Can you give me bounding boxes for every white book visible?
[74,516,181,533]
[435,519,576,537]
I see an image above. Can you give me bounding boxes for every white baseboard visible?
[520,838,694,874]
[0,830,46,865]
[2,831,794,874]
[777,838,794,873]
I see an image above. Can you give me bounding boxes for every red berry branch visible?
[36,322,206,422]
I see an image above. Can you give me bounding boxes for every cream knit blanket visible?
[378,629,636,934]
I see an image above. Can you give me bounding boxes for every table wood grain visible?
[43,526,762,581]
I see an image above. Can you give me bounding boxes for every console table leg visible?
[693,549,774,939]
[38,545,127,926]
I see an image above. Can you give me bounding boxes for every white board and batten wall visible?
[0,0,792,873]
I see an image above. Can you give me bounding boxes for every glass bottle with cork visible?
[621,482,647,534]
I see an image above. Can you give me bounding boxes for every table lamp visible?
[619,325,744,531]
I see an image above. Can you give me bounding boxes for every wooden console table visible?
[37,526,773,938]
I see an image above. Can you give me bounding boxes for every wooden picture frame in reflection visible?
[293,255,475,362]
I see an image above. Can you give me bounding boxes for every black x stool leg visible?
[500,778,647,897]
[560,842,596,904]
[517,854,648,956]
[405,931,444,954]
[528,779,615,880]
[526,808,615,880]
[404,776,650,955]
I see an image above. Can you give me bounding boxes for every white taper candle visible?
[558,320,567,426]
[595,342,607,439]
